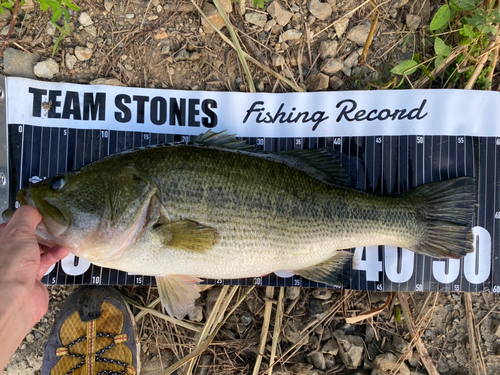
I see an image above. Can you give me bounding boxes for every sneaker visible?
[42,286,140,375]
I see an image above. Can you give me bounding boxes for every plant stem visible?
[0,0,21,57]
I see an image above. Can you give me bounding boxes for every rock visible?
[406,14,421,31]
[201,3,225,34]
[245,12,268,28]
[25,333,34,343]
[219,0,233,13]
[78,12,93,27]
[333,330,364,369]
[347,24,370,45]
[319,40,338,59]
[285,329,309,345]
[308,370,325,375]
[373,353,410,375]
[75,46,93,61]
[321,327,332,341]
[90,78,125,86]
[308,0,332,21]
[342,49,361,76]
[85,25,97,37]
[3,48,39,79]
[188,305,203,322]
[271,53,285,66]
[393,335,410,353]
[310,352,326,370]
[174,48,190,61]
[33,58,59,79]
[334,17,349,38]
[312,289,333,300]
[305,73,329,91]
[491,319,500,336]
[267,1,293,26]
[264,19,276,32]
[279,29,302,43]
[125,13,135,19]
[392,0,409,8]
[189,51,200,61]
[309,298,327,319]
[161,44,170,55]
[0,9,11,28]
[289,363,313,375]
[65,53,77,70]
[154,30,168,40]
[408,350,420,367]
[320,58,343,75]
[239,312,253,325]
[286,287,300,300]
[46,21,56,36]
[321,339,339,355]
[104,0,113,12]
[205,287,223,319]
[0,25,19,36]
[365,324,375,343]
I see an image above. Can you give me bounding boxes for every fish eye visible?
[50,176,67,191]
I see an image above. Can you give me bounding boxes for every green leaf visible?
[435,54,445,68]
[412,53,420,64]
[489,7,500,23]
[391,60,419,75]
[0,6,4,14]
[40,2,49,11]
[67,2,79,11]
[51,7,63,23]
[64,19,70,33]
[421,65,435,80]
[52,34,64,57]
[434,37,451,56]
[450,0,477,11]
[2,2,12,9]
[465,8,487,26]
[63,7,70,22]
[430,5,451,31]
[462,24,474,38]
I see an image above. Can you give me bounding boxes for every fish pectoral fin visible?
[155,219,220,253]
[156,274,202,319]
[293,251,353,286]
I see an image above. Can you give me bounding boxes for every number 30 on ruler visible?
[353,226,491,285]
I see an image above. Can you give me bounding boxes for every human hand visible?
[0,206,69,370]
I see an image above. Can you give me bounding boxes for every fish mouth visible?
[17,188,70,238]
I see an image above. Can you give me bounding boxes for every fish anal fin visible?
[293,251,353,286]
[154,219,220,253]
[156,275,202,319]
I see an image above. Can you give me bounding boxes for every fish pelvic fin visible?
[403,176,476,258]
[156,219,221,252]
[156,275,202,319]
[293,251,353,287]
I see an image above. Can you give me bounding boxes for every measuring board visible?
[1,77,499,293]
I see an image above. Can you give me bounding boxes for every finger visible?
[4,206,41,235]
[38,246,70,280]
[0,222,6,234]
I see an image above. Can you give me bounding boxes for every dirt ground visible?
[1,0,500,374]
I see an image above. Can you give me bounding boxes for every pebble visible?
[245,12,268,28]
[0,25,20,36]
[347,24,371,45]
[279,29,302,43]
[288,363,313,375]
[0,9,12,28]
[365,323,375,342]
[305,72,329,91]
[89,78,125,86]
[320,40,338,59]
[201,3,225,34]
[85,25,97,37]
[46,21,56,36]
[333,330,364,369]
[286,287,300,300]
[25,333,34,343]
[392,0,409,8]
[161,44,170,55]
[312,289,332,300]
[78,12,93,27]
[125,13,135,19]
[308,0,332,21]
[239,312,253,325]
[174,48,190,61]
[264,19,276,32]
[309,298,327,319]
[267,1,293,26]
[310,352,326,370]
[189,51,200,61]
[188,305,203,322]
[491,320,500,336]
[104,0,113,12]
[321,339,339,355]
[408,350,420,367]
[34,58,59,79]
[3,48,39,79]
[75,46,93,61]
[65,53,77,70]
[389,7,397,18]
[219,0,233,13]
[321,327,332,341]
[373,353,410,375]
[393,335,410,352]
[342,49,361,76]
[285,329,310,345]
[271,53,285,66]
[406,14,421,31]
[320,58,343,75]
[334,18,349,38]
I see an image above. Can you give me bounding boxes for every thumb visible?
[4,206,41,236]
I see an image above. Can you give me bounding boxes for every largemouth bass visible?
[3,131,476,318]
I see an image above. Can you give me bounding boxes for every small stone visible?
[491,319,500,336]
[65,53,77,70]
[286,287,300,300]
[312,289,332,300]
[320,40,338,59]
[365,323,375,343]
[245,12,268,28]
[305,73,329,91]
[333,330,364,369]
[0,9,12,28]
[389,7,397,18]
[320,58,343,75]
[3,48,39,79]
[347,24,370,45]
[279,29,302,42]
[334,18,349,38]
[154,30,168,40]
[309,298,327,319]
[288,363,313,375]
[205,287,223,320]
[219,0,233,13]
[157,5,162,12]
[160,44,170,55]
[310,352,326,370]
[307,370,325,375]
[89,78,125,86]
[46,21,56,36]
[26,333,34,343]
[308,0,332,21]
[264,19,276,32]
[392,0,409,8]
[322,339,339,355]
[84,25,97,37]
[321,327,332,341]
[189,51,200,61]
[239,312,253,325]
[408,350,420,367]
[201,3,225,34]
[174,48,190,61]
[33,330,42,340]
[285,329,309,345]
[104,0,113,12]
[267,1,293,26]
[342,49,361,76]
[393,335,410,353]
[0,25,19,36]
[78,12,93,27]
[125,13,135,19]
[188,305,203,322]
[75,46,93,61]
[271,53,285,66]
[33,58,59,79]
[406,14,421,31]
[373,353,410,375]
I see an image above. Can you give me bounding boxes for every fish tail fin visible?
[403,176,476,258]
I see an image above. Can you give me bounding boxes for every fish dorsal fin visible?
[154,219,220,253]
[194,130,255,151]
[293,251,353,286]
[156,274,201,319]
[280,149,354,187]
